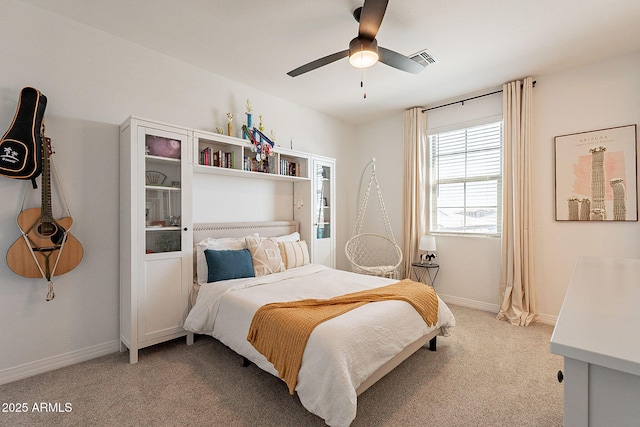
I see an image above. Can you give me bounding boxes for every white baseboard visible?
[439,294,557,326]
[0,340,121,385]
[439,294,500,313]
[536,313,558,326]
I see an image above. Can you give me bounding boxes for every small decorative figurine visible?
[259,114,264,132]
[226,113,233,136]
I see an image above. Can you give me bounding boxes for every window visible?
[429,120,503,235]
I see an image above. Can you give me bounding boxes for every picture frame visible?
[145,135,181,159]
[554,124,637,221]
[145,200,156,225]
[145,198,163,225]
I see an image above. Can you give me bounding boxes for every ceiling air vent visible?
[409,49,438,67]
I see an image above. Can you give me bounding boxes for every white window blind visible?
[429,120,503,235]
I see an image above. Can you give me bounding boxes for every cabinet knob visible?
[183,227,188,231]
[557,370,564,383]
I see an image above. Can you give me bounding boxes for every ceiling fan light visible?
[349,50,378,68]
[348,37,379,69]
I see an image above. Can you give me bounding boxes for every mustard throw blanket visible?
[247,279,438,394]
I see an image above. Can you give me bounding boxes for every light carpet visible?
[0,305,563,426]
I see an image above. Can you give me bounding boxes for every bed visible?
[184,221,455,427]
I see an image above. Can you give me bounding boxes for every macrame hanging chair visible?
[346,158,402,279]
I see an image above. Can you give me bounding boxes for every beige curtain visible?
[402,107,429,278]
[497,77,538,326]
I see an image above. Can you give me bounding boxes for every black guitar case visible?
[0,87,47,188]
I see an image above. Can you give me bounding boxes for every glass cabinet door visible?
[144,131,184,254]
[315,163,332,239]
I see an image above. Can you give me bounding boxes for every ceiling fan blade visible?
[358,0,388,40]
[287,50,350,77]
[378,47,425,74]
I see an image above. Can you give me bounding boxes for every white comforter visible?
[184,264,455,426]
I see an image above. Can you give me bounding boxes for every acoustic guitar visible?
[6,137,83,279]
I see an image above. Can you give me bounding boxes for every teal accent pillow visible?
[204,249,255,282]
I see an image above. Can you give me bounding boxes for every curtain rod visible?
[422,80,536,112]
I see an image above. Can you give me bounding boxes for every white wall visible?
[343,113,405,270]
[192,177,294,223]
[0,0,353,383]
[356,51,640,321]
[353,95,504,312]
[532,52,640,317]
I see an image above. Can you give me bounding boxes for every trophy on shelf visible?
[226,112,233,136]
[244,99,253,140]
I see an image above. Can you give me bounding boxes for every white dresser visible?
[550,256,640,426]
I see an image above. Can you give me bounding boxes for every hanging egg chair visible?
[345,158,402,279]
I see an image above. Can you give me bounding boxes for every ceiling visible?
[21,0,640,125]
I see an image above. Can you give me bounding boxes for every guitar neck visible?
[41,136,53,219]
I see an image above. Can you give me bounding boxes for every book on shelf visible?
[200,147,234,169]
[243,155,270,173]
[280,159,299,177]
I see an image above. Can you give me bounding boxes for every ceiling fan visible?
[287,0,425,77]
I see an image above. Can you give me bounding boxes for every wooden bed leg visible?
[242,357,251,367]
[429,336,437,351]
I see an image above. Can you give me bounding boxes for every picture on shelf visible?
[146,135,181,159]
[145,198,162,224]
[145,201,154,225]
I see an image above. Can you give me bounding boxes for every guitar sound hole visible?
[38,222,57,237]
[38,222,65,245]
[37,222,66,245]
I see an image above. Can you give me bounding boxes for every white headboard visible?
[190,221,298,306]
[193,220,299,244]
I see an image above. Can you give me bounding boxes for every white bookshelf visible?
[193,129,309,182]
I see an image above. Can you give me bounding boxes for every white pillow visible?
[245,236,285,277]
[195,234,258,284]
[274,231,300,242]
[278,240,310,269]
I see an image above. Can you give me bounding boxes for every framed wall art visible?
[554,124,637,221]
